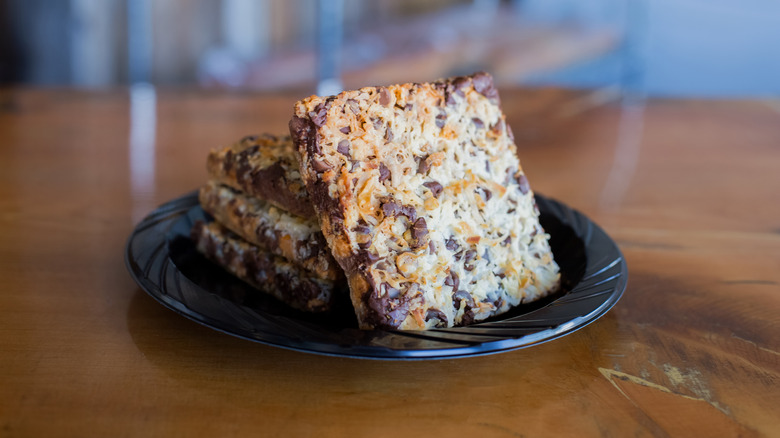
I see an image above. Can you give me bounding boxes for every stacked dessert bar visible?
[191,134,344,313]
[192,72,561,329]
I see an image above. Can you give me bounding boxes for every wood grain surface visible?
[0,87,778,437]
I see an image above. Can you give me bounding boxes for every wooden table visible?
[1,87,778,437]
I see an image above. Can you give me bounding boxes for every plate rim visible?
[125,191,627,360]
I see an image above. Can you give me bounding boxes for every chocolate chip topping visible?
[445,236,459,251]
[347,99,360,115]
[382,201,399,217]
[417,154,431,175]
[411,217,428,248]
[435,111,447,128]
[441,76,469,107]
[423,181,443,198]
[337,139,350,156]
[451,76,470,94]
[491,120,505,136]
[516,173,530,194]
[250,161,284,194]
[425,308,448,326]
[472,118,484,129]
[382,201,417,221]
[463,249,478,271]
[459,309,475,326]
[379,87,392,106]
[379,162,390,182]
[472,72,499,103]
[445,93,457,107]
[309,102,330,127]
[356,225,373,249]
[478,187,492,201]
[311,158,332,173]
[289,115,319,155]
[237,145,260,162]
[444,270,460,291]
[366,282,410,329]
[222,150,234,174]
[453,290,475,310]
[339,126,351,134]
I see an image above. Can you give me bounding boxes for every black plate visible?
[125,192,627,360]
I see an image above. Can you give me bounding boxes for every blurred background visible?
[1,0,778,96]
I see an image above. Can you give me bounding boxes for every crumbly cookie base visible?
[199,181,342,281]
[191,220,340,313]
